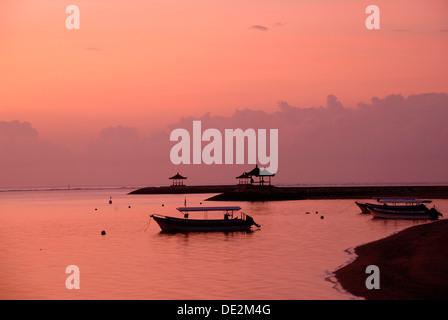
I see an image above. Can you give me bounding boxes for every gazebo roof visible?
[236,172,250,179]
[245,165,275,177]
[246,165,275,177]
[246,165,260,176]
[169,172,187,180]
[259,168,275,176]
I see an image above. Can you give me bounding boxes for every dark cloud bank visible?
[1,93,448,188]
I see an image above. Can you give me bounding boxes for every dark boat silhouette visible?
[364,198,442,220]
[151,206,260,232]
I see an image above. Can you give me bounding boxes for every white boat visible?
[365,198,442,220]
[150,206,260,232]
[356,197,419,214]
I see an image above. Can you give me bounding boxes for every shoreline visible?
[334,219,448,300]
[129,185,448,200]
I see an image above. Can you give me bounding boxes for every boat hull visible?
[369,209,433,220]
[365,203,439,220]
[151,215,254,232]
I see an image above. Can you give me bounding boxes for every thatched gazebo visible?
[236,172,251,185]
[169,172,187,186]
[246,165,275,186]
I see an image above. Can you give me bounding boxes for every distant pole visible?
[184,197,187,207]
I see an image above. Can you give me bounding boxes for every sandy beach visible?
[334,219,448,300]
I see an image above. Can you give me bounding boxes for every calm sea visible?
[0,188,446,300]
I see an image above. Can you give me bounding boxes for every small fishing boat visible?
[356,197,419,214]
[365,198,442,220]
[150,206,260,232]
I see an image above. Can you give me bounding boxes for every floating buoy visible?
[315,211,318,214]
[95,208,97,211]
[306,211,310,214]
[101,230,106,235]
[320,216,324,219]
[162,204,164,207]
[128,205,131,208]
[109,196,112,204]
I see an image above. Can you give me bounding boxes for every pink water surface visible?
[1,188,446,299]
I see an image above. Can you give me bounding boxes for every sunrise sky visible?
[1,0,448,188]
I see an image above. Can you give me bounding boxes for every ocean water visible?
[0,188,446,300]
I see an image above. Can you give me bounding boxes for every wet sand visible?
[334,219,448,300]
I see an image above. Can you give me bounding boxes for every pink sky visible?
[1,1,448,187]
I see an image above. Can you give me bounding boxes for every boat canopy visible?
[374,197,417,201]
[177,206,241,212]
[375,198,431,204]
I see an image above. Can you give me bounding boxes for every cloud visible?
[80,126,171,185]
[0,120,38,141]
[249,25,269,32]
[2,93,448,187]
[166,92,448,185]
[0,121,76,187]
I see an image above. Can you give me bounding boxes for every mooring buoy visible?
[101,230,106,235]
